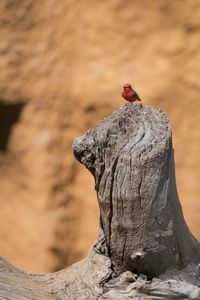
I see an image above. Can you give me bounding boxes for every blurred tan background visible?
[0,0,199,273]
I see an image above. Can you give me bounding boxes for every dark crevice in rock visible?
[0,100,25,152]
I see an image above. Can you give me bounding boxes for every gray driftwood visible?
[0,103,200,299]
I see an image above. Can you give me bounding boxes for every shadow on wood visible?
[0,103,200,299]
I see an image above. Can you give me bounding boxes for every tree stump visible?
[73,102,200,277]
[0,103,200,299]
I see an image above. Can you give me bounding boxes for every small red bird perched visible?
[122,83,141,103]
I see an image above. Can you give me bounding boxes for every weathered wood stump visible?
[73,102,200,278]
[0,103,200,299]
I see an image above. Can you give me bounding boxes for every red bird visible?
[122,83,141,103]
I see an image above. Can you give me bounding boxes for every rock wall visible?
[0,0,199,272]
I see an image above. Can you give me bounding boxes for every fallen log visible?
[0,103,200,299]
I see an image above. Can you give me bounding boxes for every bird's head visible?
[123,83,133,91]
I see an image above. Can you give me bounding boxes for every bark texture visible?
[0,103,200,299]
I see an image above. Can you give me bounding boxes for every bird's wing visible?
[132,91,141,101]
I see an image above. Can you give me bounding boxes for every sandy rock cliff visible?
[0,0,199,272]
